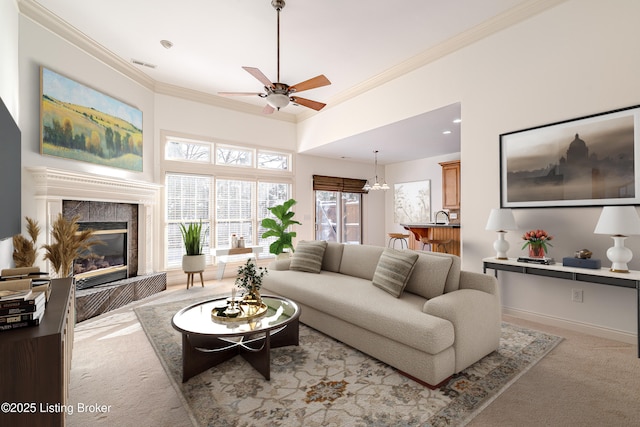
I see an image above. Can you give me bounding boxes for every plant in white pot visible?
[179,220,207,273]
[260,199,301,259]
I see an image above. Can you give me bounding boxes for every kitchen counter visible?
[400,223,461,256]
[400,223,460,228]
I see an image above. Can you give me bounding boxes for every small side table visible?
[186,270,204,289]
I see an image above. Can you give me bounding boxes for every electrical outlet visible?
[572,289,583,303]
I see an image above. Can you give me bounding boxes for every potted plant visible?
[179,220,207,272]
[261,198,301,258]
[235,258,268,303]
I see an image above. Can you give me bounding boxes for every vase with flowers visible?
[522,229,553,258]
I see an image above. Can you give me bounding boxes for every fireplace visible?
[74,221,129,290]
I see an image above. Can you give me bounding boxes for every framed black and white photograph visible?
[500,105,640,208]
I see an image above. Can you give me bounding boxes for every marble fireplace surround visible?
[28,167,162,276]
[28,167,166,321]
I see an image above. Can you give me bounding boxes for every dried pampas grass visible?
[12,217,41,267]
[42,214,102,278]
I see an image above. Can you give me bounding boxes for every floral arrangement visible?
[521,229,554,251]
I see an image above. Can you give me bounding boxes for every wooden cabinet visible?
[440,160,460,210]
[0,278,75,427]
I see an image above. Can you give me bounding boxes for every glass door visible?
[315,191,361,244]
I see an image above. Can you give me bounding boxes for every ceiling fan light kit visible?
[218,0,330,114]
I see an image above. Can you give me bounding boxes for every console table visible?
[482,257,640,357]
[0,277,75,426]
[212,246,263,280]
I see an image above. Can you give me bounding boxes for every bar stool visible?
[420,237,452,253]
[388,233,409,249]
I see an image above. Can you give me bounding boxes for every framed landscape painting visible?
[40,67,143,172]
[500,105,640,208]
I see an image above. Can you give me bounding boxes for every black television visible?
[0,97,21,240]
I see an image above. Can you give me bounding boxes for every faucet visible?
[434,210,449,224]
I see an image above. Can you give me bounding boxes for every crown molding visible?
[154,82,297,123]
[18,0,156,91]
[297,0,568,122]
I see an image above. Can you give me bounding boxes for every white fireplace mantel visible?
[27,167,163,275]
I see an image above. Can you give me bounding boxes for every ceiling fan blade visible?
[242,67,274,88]
[291,96,326,111]
[218,92,263,96]
[262,104,275,115]
[289,75,331,93]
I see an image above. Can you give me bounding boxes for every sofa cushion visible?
[404,252,454,299]
[321,242,344,272]
[339,245,385,280]
[290,240,328,273]
[372,248,419,297]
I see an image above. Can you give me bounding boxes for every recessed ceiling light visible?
[443,130,452,135]
[453,118,462,123]
[160,40,173,49]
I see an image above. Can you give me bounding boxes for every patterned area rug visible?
[135,298,562,427]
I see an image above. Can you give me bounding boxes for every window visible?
[162,132,293,269]
[165,139,211,162]
[165,173,211,268]
[216,144,253,167]
[313,175,366,244]
[315,191,362,244]
[215,179,255,248]
[258,151,290,171]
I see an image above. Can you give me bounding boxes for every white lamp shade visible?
[594,206,640,236]
[485,208,518,231]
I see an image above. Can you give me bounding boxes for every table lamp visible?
[594,206,640,273]
[485,208,518,259]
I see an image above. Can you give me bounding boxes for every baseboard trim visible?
[502,306,637,345]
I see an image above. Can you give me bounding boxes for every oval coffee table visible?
[171,295,300,382]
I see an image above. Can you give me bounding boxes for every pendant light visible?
[362,150,389,191]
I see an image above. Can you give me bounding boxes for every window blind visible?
[313,175,368,194]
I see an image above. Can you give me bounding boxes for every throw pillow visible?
[372,248,419,297]
[290,240,328,273]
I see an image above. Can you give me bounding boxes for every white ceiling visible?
[27,0,539,164]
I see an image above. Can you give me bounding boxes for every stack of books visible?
[0,289,46,331]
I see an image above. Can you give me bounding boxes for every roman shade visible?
[313,175,368,194]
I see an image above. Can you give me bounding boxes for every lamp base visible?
[493,231,510,260]
[606,235,632,273]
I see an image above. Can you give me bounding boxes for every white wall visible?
[299,0,640,340]
[0,0,20,120]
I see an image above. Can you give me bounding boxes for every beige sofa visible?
[262,242,501,387]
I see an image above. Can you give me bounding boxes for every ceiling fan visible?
[218,0,331,114]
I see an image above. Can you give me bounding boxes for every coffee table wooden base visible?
[180,318,299,382]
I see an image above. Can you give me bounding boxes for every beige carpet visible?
[67,280,640,426]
